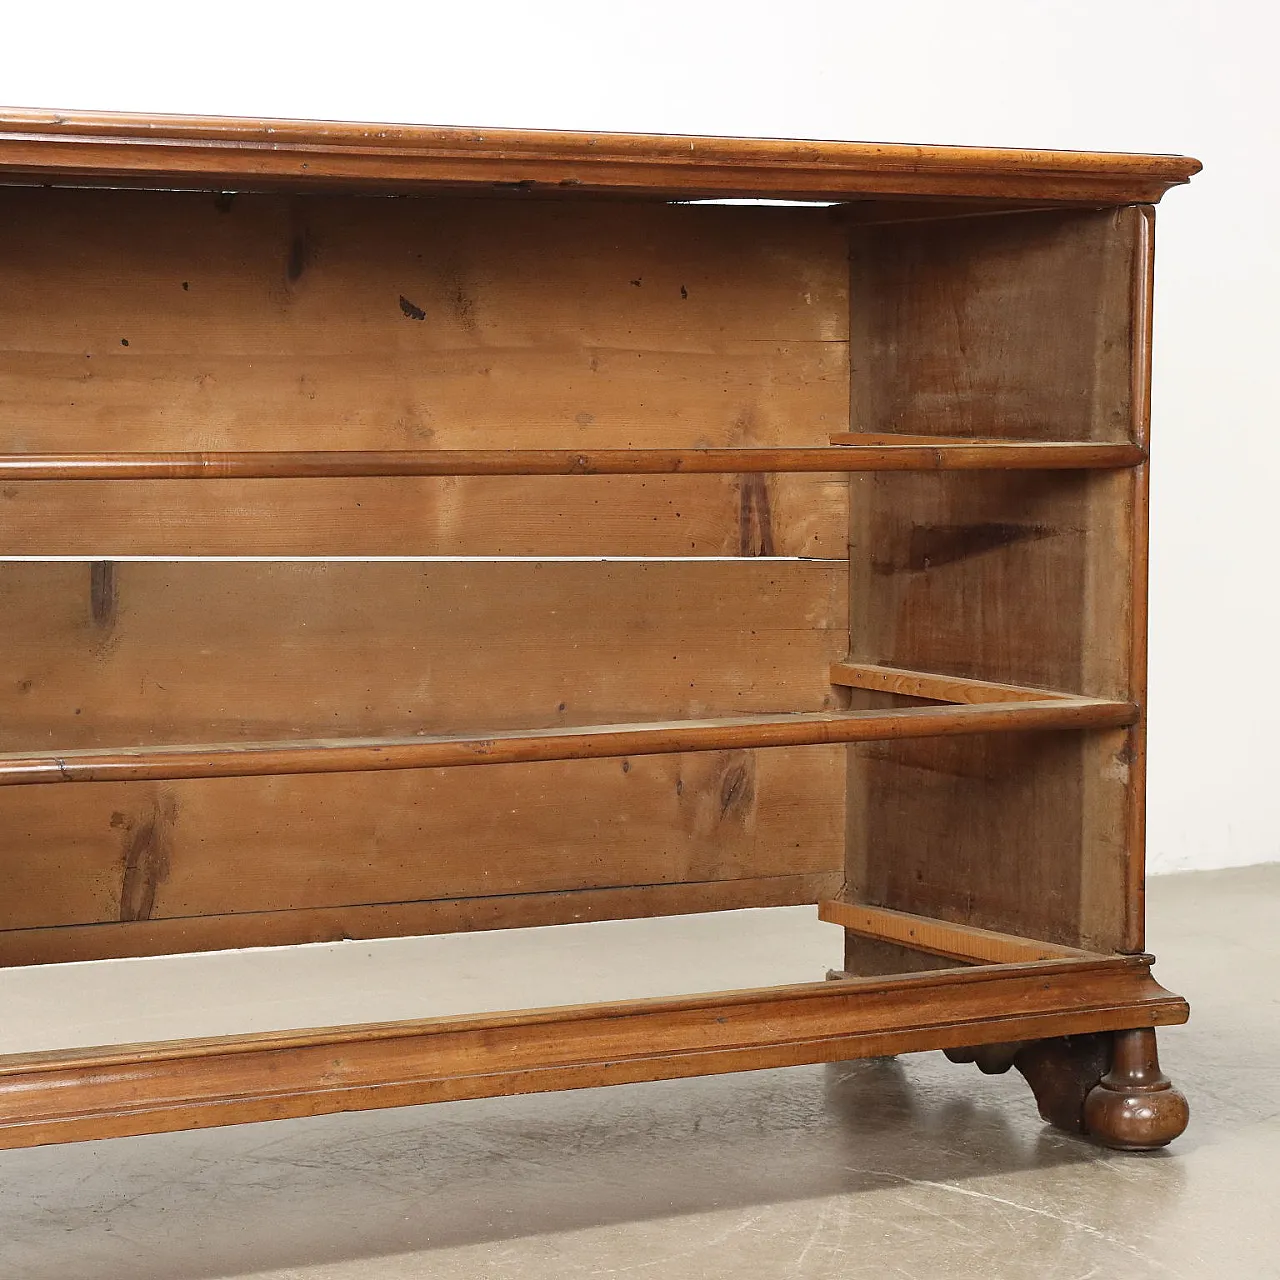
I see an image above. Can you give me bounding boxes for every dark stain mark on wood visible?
[399,295,427,321]
[450,282,479,334]
[738,474,776,556]
[89,561,118,633]
[718,755,755,822]
[861,739,1002,782]
[680,284,689,299]
[213,192,236,214]
[286,230,312,284]
[119,794,178,922]
[874,523,1057,574]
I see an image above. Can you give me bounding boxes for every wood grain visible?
[0,107,1201,203]
[844,206,1149,953]
[0,186,848,555]
[0,698,1136,786]
[0,441,1144,479]
[819,900,1098,963]
[848,207,1141,442]
[0,871,846,967]
[0,955,1188,1149]
[0,556,848,951]
[0,559,846,749]
[0,750,843,935]
[828,661,1077,704]
[0,476,846,558]
[0,115,1195,1154]
[1117,205,1156,953]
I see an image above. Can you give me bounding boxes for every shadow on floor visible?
[0,1052,1149,1280]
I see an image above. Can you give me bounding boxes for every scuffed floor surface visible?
[0,865,1276,1279]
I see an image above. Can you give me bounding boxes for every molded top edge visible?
[0,107,1202,204]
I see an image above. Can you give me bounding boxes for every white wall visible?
[3,1,1275,873]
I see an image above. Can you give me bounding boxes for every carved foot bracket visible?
[946,1028,1188,1149]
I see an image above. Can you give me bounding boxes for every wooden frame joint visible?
[828,661,1123,709]
[819,899,1104,966]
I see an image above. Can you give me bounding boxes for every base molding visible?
[0,953,1185,1150]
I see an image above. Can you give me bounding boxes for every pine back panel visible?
[0,188,850,964]
[0,187,847,556]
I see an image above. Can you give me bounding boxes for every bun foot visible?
[1083,1027,1189,1150]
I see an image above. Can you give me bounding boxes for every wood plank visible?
[848,207,1140,442]
[0,700,1138,786]
[830,432,964,444]
[829,661,1077,704]
[846,472,1101,684]
[0,190,848,449]
[0,350,843,452]
[818,900,1098,963]
[0,559,846,749]
[0,956,1188,1150]
[826,440,1144,468]
[0,107,1202,203]
[0,750,844,934]
[0,187,848,555]
[838,200,1066,227]
[0,441,1144,479]
[0,872,845,966]
[0,556,847,944]
[1121,205,1157,952]
[844,206,1148,954]
[0,476,846,558]
[828,942,963,977]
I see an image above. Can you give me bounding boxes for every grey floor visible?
[0,864,1276,1279]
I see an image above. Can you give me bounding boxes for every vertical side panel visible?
[1119,205,1155,950]
[845,207,1150,954]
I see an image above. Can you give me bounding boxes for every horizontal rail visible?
[819,900,1100,964]
[0,441,1145,480]
[827,437,1144,468]
[0,955,1187,1149]
[0,699,1139,786]
[829,661,1080,704]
